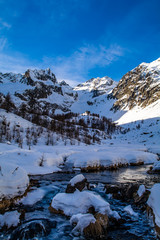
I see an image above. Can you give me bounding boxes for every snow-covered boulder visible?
[0,211,20,229]
[70,213,96,234]
[147,183,160,237]
[0,162,29,209]
[66,174,88,193]
[51,189,119,219]
[50,175,120,237]
[134,184,150,207]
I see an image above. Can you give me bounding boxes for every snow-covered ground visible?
[0,109,159,176]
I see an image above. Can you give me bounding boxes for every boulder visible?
[83,213,109,239]
[105,183,139,201]
[10,219,56,240]
[65,174,88,193]
[134,189,150,208]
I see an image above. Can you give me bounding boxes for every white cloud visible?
[0,38,8,51]
[0,43,124,86]
[0,53,34,73]
[0,18,11,29]
[43,43,124,84]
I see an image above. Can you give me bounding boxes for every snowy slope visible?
[71,76,119,119]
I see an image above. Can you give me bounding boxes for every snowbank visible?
[66,147,158,169]
[147,183,160,228]
[51,189,120,219]
[0,211,20,228]
[0,162,29,200]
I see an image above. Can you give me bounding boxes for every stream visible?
[1,165,160,240]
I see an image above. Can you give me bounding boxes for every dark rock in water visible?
[125,183,139,200]
[105,183,139,201]
[65,175,89,193]
[10,218,56,240]
[134,189,150,209]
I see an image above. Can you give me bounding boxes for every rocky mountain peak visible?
[111,58,160,111]
[23,68,57,86]
[74,76,117,94]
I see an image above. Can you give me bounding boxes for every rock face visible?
[111,58,160,111]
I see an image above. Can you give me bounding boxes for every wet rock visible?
[49,205,64,215]
[83,220,103,239]
[105,183,139,201]
[125,183,139,200]
[10,218,56,240]
[95,212,109,229]
[83,213,108,239]
[134,189,150,209]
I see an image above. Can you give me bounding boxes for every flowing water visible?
[1,165,160,240]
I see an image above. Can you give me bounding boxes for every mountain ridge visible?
[0,58,160,124]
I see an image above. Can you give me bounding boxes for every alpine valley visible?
[0,58,160,240]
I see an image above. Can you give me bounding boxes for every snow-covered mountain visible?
[71,76,118,117]
[0,58,160,124]
[0,68,77,115]
[75,76,117,94]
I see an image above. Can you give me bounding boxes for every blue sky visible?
[0,0,160,85]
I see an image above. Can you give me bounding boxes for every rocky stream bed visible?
[0,165,160,240]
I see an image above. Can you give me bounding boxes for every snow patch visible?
[147,183,160,228]
[0,211,20,228]
[124,205,138,217]
[137,185,146,197]
[19,188,45,205]
[70,213,96,234]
